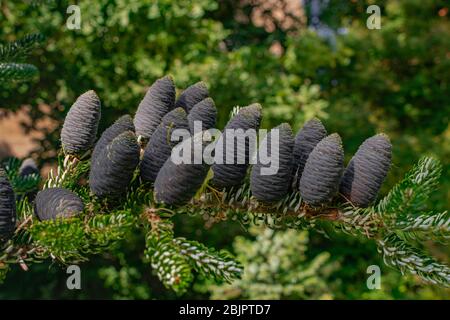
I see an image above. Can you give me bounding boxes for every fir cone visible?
[187,98,217,134]
[299,133,344,206]
[89,131,140,197]
[250,123,294,203]
[134,76,175,139]
[34,187,84,221]
[154,136,210,205]
[292,118,327,186]
[340,134,392,207]
[175,81,209,113]
[61,90,101,155]
[92,114,134,161]
[141,108,189,183]
[19,158,39,177]
[0,168,16,242]
[211,104,262,189]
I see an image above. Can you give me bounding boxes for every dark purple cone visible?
[19,158,39,177]
[154,136,210,205]
[250,123,294,203]
[140,108,189,183]
[292,118,327,186]
[89,131,140,197]
[34,187,84,221]
[299,133,344,206]
[175,81,209,113]
[211,104,262,189]
[134,76,175,139]
[92,114,134,161]
[0,168,16,242]
[61,90,101,155]
[187,98,217,134]
[340,134,392,207]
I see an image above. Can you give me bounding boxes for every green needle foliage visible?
[1,151,448,291]
[208,227,335,300]
[0,33,43,84]
[0,87,449,293]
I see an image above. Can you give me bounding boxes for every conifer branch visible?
[0,62,38,82]
[377,233,450,287]
[377,157,442,217]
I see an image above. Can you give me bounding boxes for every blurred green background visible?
[0,0,449,299]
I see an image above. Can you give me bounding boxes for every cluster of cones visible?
[0,76,392,239]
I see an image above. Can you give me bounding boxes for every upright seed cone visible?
[340,133,392,207]
[61,90,101,156]
[187,97,217,134]
[141,108,189,183]
[175,81,209,113]
[134,76,175,139]
[89,131,140,197]
[292,118,327,186]
[299,133,344,206]
[0,168,16,243]
[92,114,135,161]
[211,103,262,189]
[250,123,294,203]
[34,187,84,221]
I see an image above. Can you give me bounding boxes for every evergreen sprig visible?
[1,76,449,292]
[389,211,449,242]
[0,62,38,82]
[377,156,442,217]
[143,210,241,293]
[377,233,450,287]
[0,33,44,62]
